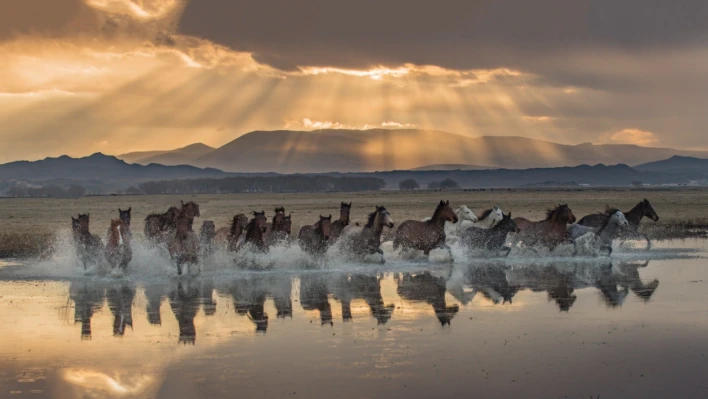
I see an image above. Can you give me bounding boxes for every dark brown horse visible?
[144,206,180,243]
[105,219,131,270]
[179,201,201,231]
[393,200,458,258]
[340,206,394,262]
[241,211,269,253]
[516,204,577,252]
[330,202,352,242]
[578,199,659,248]
[298,215,333,256]
[460,212,520,256]
[167,215,200,275]
[73,214,104,269]
[265,207,292,246]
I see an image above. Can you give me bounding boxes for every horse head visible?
[610,211,629,227]
[77,213,90,232]
[200,220,216,239]
[118,207,131,227]
[283,214,293,235]
[272,207,286,226]
[548,204,576,224]
[71,216,80,233]
[492,206,504,223]
[181,201,200,219]
[376,206,394,228]
[253,211,268,233]
[457,205,478,223]
[498,212,520,233]
[340,202,352,220]
[318,215,333,240]
[642,199,659,222]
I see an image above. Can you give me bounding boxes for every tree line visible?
[133,175,386,194]
[6,183,86,199]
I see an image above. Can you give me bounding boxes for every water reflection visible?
[60,260,662,341]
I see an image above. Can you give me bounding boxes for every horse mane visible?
[478,208,493,220]
[365,207,386,228]
[145,213,162,221]
[603,206,621,216]
[430,201,450,222]
[274,206,285,213]
[230,214,245,237]
[545,204,567,221]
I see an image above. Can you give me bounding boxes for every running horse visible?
[460,212,520,256]
[298,215,333,256]
[179,201,201,231]
[144,206,180,244]
[73,214,104,269]
[167,210,200,275]
[515,204,577,252]
[578,199,659,248]
[105,219,131,270]
[240,211,269,253]
[394,200,458,259]
[330,202,352,242]
[117,208,132,268]
[265,207,292,246]
[340,206,395,263]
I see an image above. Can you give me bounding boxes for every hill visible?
[193,129,708,173]
[412,164,493,171]
[118,143,215,166]
[0,153,226,193]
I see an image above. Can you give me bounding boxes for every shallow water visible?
[1,239,707,399]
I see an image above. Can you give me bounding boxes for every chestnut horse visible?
[298,215,333,256]
[394,200,458,259]
[117,208,132,268]
[578,199,659,248]
[515,204,577,252]
[330,202,352,242]
[105,219,131,270]
[144,206,180,243]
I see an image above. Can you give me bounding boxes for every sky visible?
[1,0,707,162]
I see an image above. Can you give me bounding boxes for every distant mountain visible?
[635,155,708,172]
[336,163,673,188]
[191,129,708,173]
[412,164,493,171]
[0,153,226,193]
[118,143,215,166]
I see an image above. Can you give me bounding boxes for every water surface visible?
[1,240,707,398]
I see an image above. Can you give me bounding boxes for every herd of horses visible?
[70,198,660,275]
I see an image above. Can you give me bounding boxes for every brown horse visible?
[393,200,458,258]
[265,207,292,246]
[144,206,180,243]
[578,199,659,248]
[516,204,577,252]
[298,215,333,256]
[240,211,269,253]
[105,219,131,270]
[73,214,104,269]
[179,201,201,231]
[117,208,132,268]
[340,206,395,262]
[330,202,352,242]
[167,215,200,275]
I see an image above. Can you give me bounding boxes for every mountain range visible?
[114,129,708,173]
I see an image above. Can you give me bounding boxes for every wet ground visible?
[0,239,707,399]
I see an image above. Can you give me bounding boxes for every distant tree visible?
[427,181,441,190]
[439,178,460,189]
[631,180,644,187]
[399,179,420,190]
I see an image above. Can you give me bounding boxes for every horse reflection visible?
[595,261,659,307]
[300,274,333,326]
[169,281,200,344]
[331,274,394,324]
[106,282,136,337]
[504,264,578,311]
[468,266,520,306]
[397,272,459,326]
[227,277,270,333]
[70,280,105,339]
[270,275,293,319]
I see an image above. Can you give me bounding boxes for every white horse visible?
[568,210,628,255]
[466,206,504,230]
[422,205,478,236]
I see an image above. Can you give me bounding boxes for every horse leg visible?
[644,234,652,250]
[502,246,512,257]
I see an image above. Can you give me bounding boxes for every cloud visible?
[285,119,416,130]
[600,129,660,146]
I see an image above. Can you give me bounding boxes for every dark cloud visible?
[0,0,99,38]
[178,0,708,70]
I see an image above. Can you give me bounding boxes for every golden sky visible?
[1,0,707,162]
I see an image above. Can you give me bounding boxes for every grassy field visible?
[1,187,707,257]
